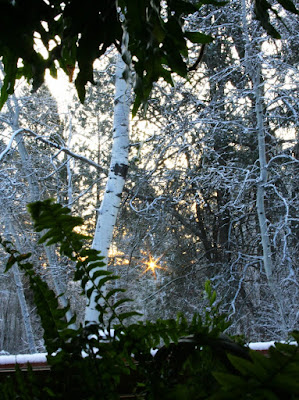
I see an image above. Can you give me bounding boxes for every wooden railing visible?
[0,341,283,373]
[1,342,296,398]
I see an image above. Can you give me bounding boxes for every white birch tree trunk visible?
[241,0,274,283]
[11,264,37,353]
[66,110,73,208]
[85,54,131,323]
[253,69,273,283]
[1,91,75,327]
[241,0,287,332]
[4,215,37,353]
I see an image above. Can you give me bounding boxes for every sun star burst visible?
[142,255,164,278]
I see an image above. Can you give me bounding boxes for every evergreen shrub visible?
[0,200,298,399]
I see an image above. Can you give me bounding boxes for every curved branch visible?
[0,128,106,173]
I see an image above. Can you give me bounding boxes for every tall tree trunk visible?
[3,92,75,327]
[66,110,73,208]
[253,68,273,283]
[241,0,287,333]
[11,265,36,353]
[5,215,37,353]
[85,54,131,323]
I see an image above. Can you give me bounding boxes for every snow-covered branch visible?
[0,127,106,173]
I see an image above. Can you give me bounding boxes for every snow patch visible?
[0,353,47,365]
[248,341,297,351]
[0,341,297,366]
[249,341,276,351]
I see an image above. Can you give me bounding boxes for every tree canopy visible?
[0,0,297,113]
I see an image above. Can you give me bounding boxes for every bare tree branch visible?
[0,128,107,174]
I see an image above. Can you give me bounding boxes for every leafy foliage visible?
[212,334,299,399]
[0,200,298,399]
[254,0,299,39]
[0,0,216,111]
[0,0,297,112]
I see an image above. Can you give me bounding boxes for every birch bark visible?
[1,91,75,326]
[66,110,73,208]
[241,0,287,332]
[85,54,131,323]
[4,217,37,353]
[241,0,274,283]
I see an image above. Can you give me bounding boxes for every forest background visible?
[0,0,298,354]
